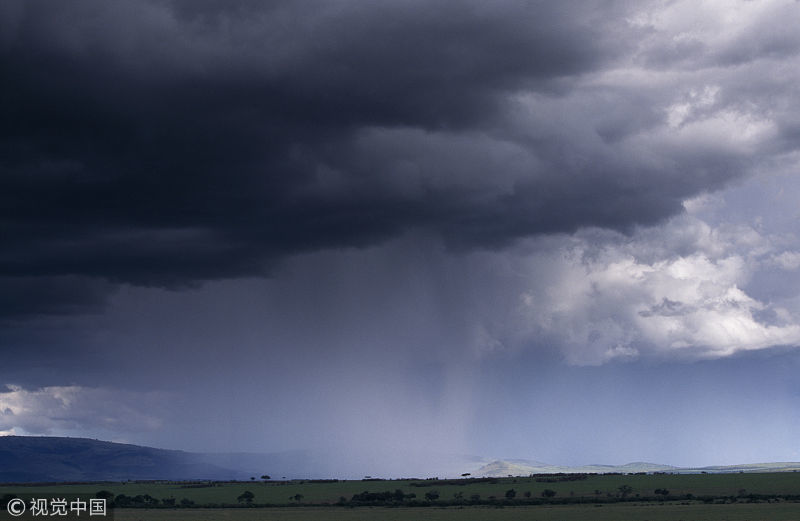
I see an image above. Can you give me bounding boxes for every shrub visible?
[95,491,114,501]
[0,494,18,509]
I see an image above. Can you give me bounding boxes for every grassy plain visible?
[2,472,799,520]
[4,472,800,505]
[109,503,800,521]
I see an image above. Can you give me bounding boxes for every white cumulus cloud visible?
[0,384,167,436]
[521,214,800,365]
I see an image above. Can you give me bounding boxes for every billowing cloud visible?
[2,0,800,468]
[2,0,799,319]
[632,0,800,69]
[522,211,800,365]
[772,251,800,271]
[0,384,167,437]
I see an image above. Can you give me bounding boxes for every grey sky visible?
[1,0,799,474]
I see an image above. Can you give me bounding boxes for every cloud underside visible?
[1,0,800,364]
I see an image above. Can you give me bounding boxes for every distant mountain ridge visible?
[0,436,246,482]
[0,436,485,482]
[474,459,800,477]
[1,436,799,482]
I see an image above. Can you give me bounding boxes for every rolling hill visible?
[0,436,245,482]
[474,459,800,477]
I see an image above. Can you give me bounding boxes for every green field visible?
[4,472,800,505]
[109,503,800,521]
[2,472,799,520]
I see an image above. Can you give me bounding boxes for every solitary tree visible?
[505,489,516,499]
[618,485,633,498]
[424,491,440,501]
[261,475,271,481]
[238,491,255,504]
[541,489,556,498]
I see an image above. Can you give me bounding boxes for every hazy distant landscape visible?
[2,436,799,483]
[2,438,800,521]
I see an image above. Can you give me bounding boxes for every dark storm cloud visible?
[0,275,113,317]
[0,0,782,316]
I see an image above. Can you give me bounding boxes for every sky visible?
[1,0,800,475]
